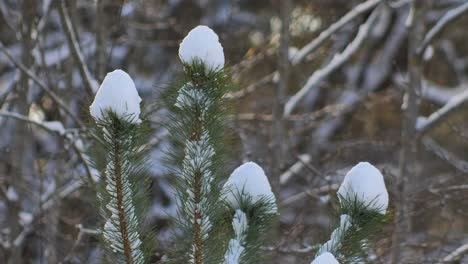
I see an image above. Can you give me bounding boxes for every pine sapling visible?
[222,162,278,264]
[311,162,389,263]
[89,70,152,264]
[162,25,232,264]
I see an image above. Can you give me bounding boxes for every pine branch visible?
[101,117,144,264]
[312,162,389,263]
[163,26,231,263]
[89,70,151,264]
[167,70,228,264]
[222,162,278,264]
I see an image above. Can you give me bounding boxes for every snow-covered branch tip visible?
[222,162,278,263]
[312,162,389,263]
[223,162,277,214]
[337,162,388,215]
[179,25,225,73]
[89,69,150,264]
[90,69,142,124]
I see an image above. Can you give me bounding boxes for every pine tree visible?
[89,70,152,264]
[311,162,389,263]
[162,25,232,264]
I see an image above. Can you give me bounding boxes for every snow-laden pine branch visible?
[179,25,224,72]
[223,162,277,213]
[223,209,248,264]
[337,162,388,215]
[165,25,231,264]
[311,162,389,263]
[90,70,146,264]
[90,70,142,124]
[222,162,278,263]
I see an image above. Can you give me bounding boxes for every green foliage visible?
[89,111,155,264]
[161,60,235,264]
[316,193,390,263]
[221,190,278,264]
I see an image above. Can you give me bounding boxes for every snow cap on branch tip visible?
[90,69,142,124]
[179,25,225,72]
[223,162,277,213]
[337,162,389,214]
[311,252,339,264]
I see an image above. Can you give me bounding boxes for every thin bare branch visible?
[58,0,98,96]
[417,1,468,55]
[290,0,381,65]
[442,243,468,263]
[422,137,468,174]
[0,42,84,127]
[284,7,380,116]
[417,87,468,134]
[0,111,95,183]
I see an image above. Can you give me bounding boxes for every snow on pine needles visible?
[90,69,142,124]
[337,162,389,214]
[179,25,225,72]
[311,252,340,264]
[222,162,277,213]
[89,69,148,264]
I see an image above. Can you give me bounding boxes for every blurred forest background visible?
[0,0,467,263]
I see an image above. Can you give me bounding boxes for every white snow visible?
[90,69,142,124]
[6,187,19,202]
[223,162,277,212]
[18,211,33,226]
[423,45,434,61]
[311,252,339,264]
[223,209,248,264]
[232,209,248,241]
[316,214,351,256]
[179,25,225,72]
[43,121,66,135]
[223,239,245,264]
[337,162,389,214]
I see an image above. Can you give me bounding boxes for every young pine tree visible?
[311,162,389,264]
[162,25,232,264]
[89,70,152,264]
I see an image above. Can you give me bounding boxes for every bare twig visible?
[0,111,95,183]
[442,243,468,263]
[280,154,311,185]
[392,2,426,262]
[311,7,409,148]
[284,7,380,116]
[58,0,98,96]
[0,42,84,127]
[272,0,290,189]
[417,1,468,55]
[417,87,468,134]
[290,0,381,65]
[422,137,468,174]
[395,75,467,105]
[224,72,274,99]
[281,184,339,207]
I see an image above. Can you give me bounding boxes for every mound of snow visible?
[337,162,388,214]
[179,25,224,72]
[223,162,276,212]
[90,69,142,124]
[311,252,339,264]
